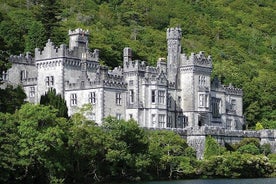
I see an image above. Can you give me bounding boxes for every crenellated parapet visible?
[68,28,89,38]
[35,36,99,62]
[222,84,243,95]
[109,66,123,76]
[10,52,34,64]
[180,51,212,68]
[124,60,147,72]
[35,40,67,61]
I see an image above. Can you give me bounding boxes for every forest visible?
[0,0,275,128]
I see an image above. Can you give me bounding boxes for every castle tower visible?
[68,28,89,51]
[179,52,212,128]
[167,27,182,84]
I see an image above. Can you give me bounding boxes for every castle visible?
[3,27,276,158]
[4,27,244,130]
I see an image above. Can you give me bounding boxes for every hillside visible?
[0,0,275,128]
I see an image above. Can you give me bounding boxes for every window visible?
[199,94,204,107]
[70,93,77,106]
[116,93,122,105]
[50,76,54,85]
[198,93,209,107]
[116,113,121,120]
[20,70,27,81]
[151,90,156,103]
[212,97,221,118]
[129,89,134,104]
[199,75,206,86]
[230,99,236,111]
[29,87,35,97]
[46,76,50,86]
[158,114,166,128]
[129,114,133,119]
[158,90,165,104]
[46,76,54,86]
[89,92,96,104]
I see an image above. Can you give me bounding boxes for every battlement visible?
[35,39,99,62]
[167,27,182,40]
[35,40,67,60]
[68,28,89,36]
[10,52,34,64]
[180,51,212,68]
[124,60,147,72]
[222,83,243,95]
[109,66,123,76]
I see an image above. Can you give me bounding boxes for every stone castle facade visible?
[4,27,245,130]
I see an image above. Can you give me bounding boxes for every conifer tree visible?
[40,88,68,118]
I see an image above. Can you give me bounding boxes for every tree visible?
[0,113,19,182]
[40,88,68,118]
[14,103,68,183]
[36,0,64,44]
[148,130,196,179]
[102,117,150,181]
[25,21,46,52]
[204,136,225,159]
[0,85,26,113]
[67,119,107,183]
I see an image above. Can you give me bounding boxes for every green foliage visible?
[232,138,261,151]
[25,21,46,52]
[147,130,197,179]
[67,119,106,183]
[13,103,68,183]
[0,104,275,182]
[201,152,274,178]
[260,119,276,129]
[40,88,68,118]
[255,122,264,130]
[204,136,225,159]
[103,116,150,180]
[230,138,271,155]
[237,143,260,155]
[0,85,26,113]
[0,113,19,182]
